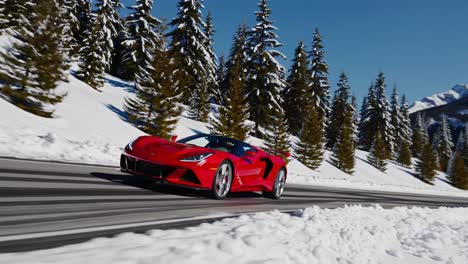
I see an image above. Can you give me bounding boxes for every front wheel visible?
[211,161,233,199]
[263,168,286,199]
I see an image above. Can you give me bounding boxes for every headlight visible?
[126,137,139,151]
[180,153,213,162]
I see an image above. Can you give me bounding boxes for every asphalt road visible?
[1,157,468,253]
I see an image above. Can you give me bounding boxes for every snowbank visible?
[2,205,468,264]
[0,70,467,197]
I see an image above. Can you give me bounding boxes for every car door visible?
[235,143,263,186]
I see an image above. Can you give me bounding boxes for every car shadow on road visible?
[90,172,263,199]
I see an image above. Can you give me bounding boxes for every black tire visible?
[211,161,233,199]
[263,168,286,200]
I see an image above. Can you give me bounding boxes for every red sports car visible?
[120,134,288,199]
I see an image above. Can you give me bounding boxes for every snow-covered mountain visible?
[409,84,468,113]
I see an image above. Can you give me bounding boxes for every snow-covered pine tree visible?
[0,0,27,31]
[400,95,413,144]
[389,86,403,159]
[448,150,468,189]
[168,0,215,104]
[0,0,8,32]
[351,95,359,145]
[331,103,356,174]
[435,115,454,172]
[309,28,330,129]
[209,25,250,141]
[0,0,68,117]
[124,34,183,138]
[246,0,287,138]
[121,0,162,82]
[373,72,394,159]
[77,0,123,89]
[214,54,227,104]
[71,0,92,56]
[264,106,290,162]
[327,72,351,149]
[397,94,413,166]
[203,11,218,102]
[358,83,377,150]
[411,113,426,158]
[283,41,309,136]
[457,126,468,166]
[416,142,438,183]
[294,105,324,170]
[367,131,388,172]
[58,0,89,58]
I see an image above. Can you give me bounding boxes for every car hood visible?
[130,139,212,163]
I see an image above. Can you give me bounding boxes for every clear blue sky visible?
[121,0,468,104]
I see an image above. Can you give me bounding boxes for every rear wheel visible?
[211,161,233,199]
[263,168,286,199]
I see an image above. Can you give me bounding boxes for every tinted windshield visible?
[178,135,242,155]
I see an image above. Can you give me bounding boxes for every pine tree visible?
[358,83,377,150]
[435,115,454,172]
[77,0,123,89]
[400,95,413,145]
[188,72,210,122]
[214,55,227,104]
[0,0,28,31]
[246,0,287,137]
[124,37,183,138]
[168,0,215,104]
[209,25,250,141]
[396,95,413,166]
[448,151,468,189]
[373,73,394,159]
[367,131,388,172]
[203,11,218,101]
[397,141,412,167]
[416,142,438,183]
[294,105,324,170]
[121,0,162,82]
[283,41,309,136]
[351,95,359,145]
[327,72,351,149]
[412,113,426,158]
[264,107,290,162]
[331,106,356,174]
[59,0,92,58]
[308,28,330,128]
[389,86,403,159]
[0,0,68,117]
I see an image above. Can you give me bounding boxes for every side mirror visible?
[171,135,178,142]
[245,150,256,157]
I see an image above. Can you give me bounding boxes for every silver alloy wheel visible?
[275,169,286,197]
[215,163,232,197]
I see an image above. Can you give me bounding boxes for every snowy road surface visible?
[1,157,468,254]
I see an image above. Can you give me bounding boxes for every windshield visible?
[178,135,238,154]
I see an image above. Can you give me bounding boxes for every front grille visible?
[127,156,136,171]
[135,160,175,178]
[120,155,126,169]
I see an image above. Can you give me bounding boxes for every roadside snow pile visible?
[2,205,468,264]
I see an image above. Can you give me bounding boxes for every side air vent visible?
[180,170,201,185]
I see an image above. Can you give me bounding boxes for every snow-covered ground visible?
[1,71,467,197]
[2,205,468,264]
